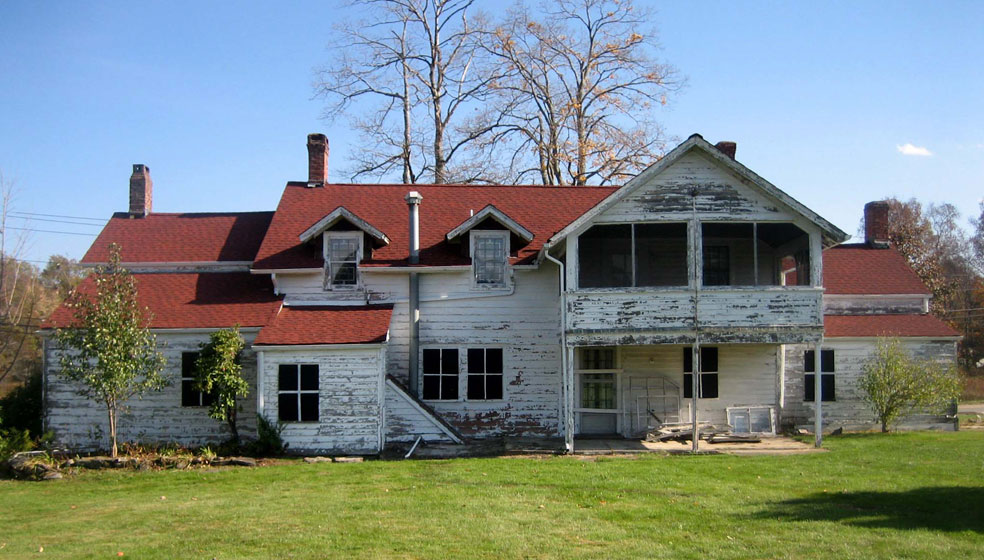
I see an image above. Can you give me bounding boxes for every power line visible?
[9,215,103,227]
[2,226,98,237]
[9,211,105,223]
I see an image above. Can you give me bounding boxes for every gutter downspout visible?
[405,192,423,397]
[544,251,572,454]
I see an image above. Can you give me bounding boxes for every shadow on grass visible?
[754,486,984,532]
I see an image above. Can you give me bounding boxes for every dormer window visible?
[471,230,509,287]
[324,232,362,290]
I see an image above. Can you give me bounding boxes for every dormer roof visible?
[298,206,390,248]
[446,204,534,243]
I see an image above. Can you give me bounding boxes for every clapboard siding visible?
[615,344,779,428]
[383,381,456,443]
[399,267,562,438]
[260,347,384,454]
[781,339,958,429]
[824,295,928,315]
[595,151,790,222]
[44,332,259,451]
[567,288,822,335]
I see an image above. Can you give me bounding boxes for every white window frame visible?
[323,231,363,291]
[277,363,320,423]
[470,230,510,289]
[574,347,622,414]
[465,347,506,402]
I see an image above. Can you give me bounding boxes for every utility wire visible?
[9,211,105,222]
[2,226,98,236]
[10,215,103,227]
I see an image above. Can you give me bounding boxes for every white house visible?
[41,134,960,454]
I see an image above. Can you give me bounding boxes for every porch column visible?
[813,340,823,448]
[565,345,575,453]
[691,343,700,453]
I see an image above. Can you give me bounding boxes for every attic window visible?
[471,230,509,287]
[324,232,362,290]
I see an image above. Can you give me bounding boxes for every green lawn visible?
[2,432,983,559]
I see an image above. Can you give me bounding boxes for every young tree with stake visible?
[54,244,167,457]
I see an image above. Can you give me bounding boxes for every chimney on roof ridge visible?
[129,164,152,218]
[714,141,737,160]
[864,200,891,249]
[307,133,329,185]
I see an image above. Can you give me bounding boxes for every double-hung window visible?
[804,349,835,402]
[181,351,214,407]
[467,348,504,400]
[278,364,320,422]
[683,347,719,399]
[324,232,362,290]
[422,348,459,400]
[471,231,509,287]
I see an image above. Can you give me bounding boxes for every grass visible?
[2,432,983,559]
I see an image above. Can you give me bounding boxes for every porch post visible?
[565,345,575,453]
[813,340,823,448]
[691,342,700,453]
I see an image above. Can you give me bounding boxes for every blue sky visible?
[1,0,982,264]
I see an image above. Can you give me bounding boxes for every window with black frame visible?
[804,349,835,402]
[278,364,320,422]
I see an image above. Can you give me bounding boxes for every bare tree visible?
[0,172,42,387]
[316,0,502,184]
[483,0,681,185]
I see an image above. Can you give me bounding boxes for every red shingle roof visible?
[254,305,394,345]
[824,314,960,338]
[82,212,274,263]
[42,273,282,329]
[253,183,615,269]
[823,244,930,295]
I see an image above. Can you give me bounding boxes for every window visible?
[578,348,616,370]
[422,348,459,400]
[472,231,509,287]
[467,348,503,400]
[181,352,213,407]
[683,347,719,399]
[702,246,730,286]
[804,349,835,402]
[324,233,361,290]
[581,373,616,409]
[578,223,688,288]
[278,364,319,422]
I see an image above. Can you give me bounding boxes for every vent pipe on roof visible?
[864,201,891,249]
[405,191,423,264]
[714,141,737,160]
[307,133,329,185]
[129,164,152,218]
[405,191,423,397]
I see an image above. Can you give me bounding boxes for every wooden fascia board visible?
[298,207,391,246]
[542,134,850,252]
[445,204,534,243]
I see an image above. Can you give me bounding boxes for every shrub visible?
[0,371,42,435]
[859,338,962,432]
[247,415,286,456]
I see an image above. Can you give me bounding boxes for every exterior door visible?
[577,372,618,435]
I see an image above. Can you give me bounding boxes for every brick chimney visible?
[307,133,329,184]
[715,141,737,160]
[129,164,152,217]
[864,201,891,248]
